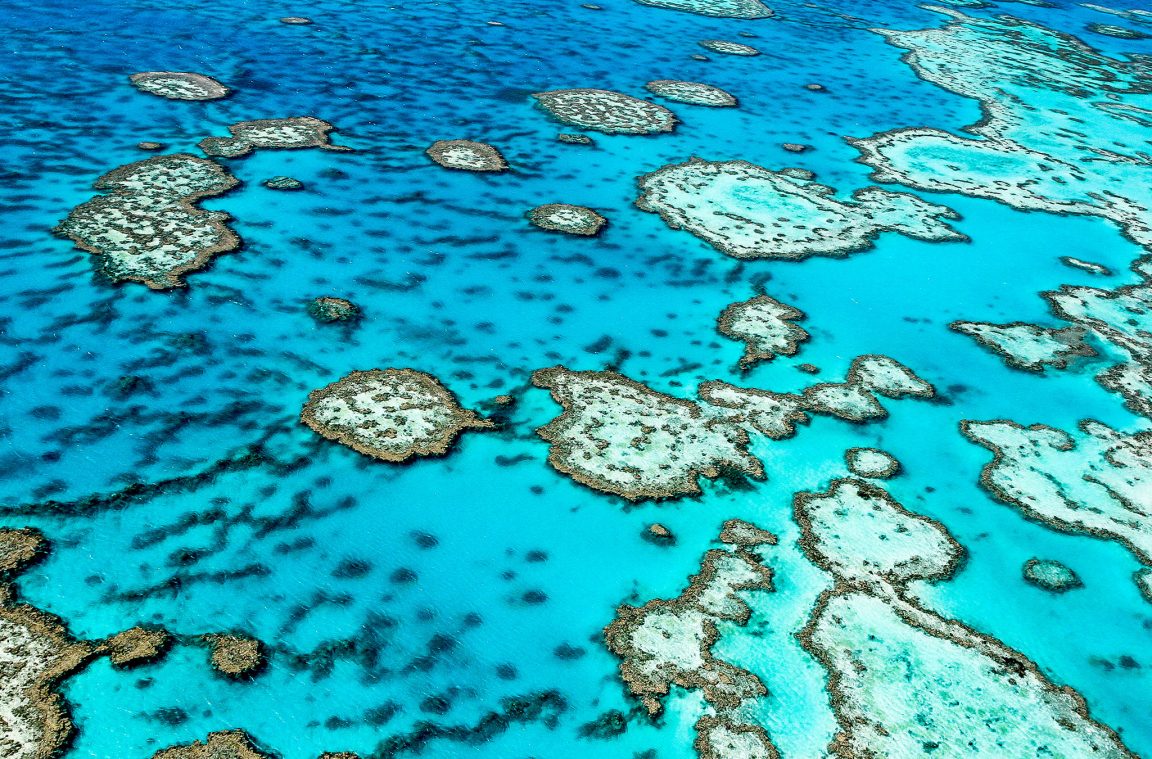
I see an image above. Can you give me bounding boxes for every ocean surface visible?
[2,0,1152,756]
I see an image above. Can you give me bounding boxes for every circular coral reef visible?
[301,369,494,463]
[426,139,508,172]
[308,296,360,323]
[527,204,607,236]
[845,448,901,479]
[202,633,265,678]
[1023,558,1083,593]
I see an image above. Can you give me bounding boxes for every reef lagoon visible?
[3,0,1152,757]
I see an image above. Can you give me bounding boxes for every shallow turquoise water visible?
[3,0,1152,756]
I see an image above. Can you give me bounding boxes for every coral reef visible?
[851,9,1152,251]
[845,447,900,479]
[532,89,677,134]
[636,158,964,260]
[1088,22,1148,40]
[694,715,779,759]
[534,356,933,499]
[129,72,229,100]
[105,626,173,668]
[527,204,607,236]
[150,730,271,759]
[263,176,304,190]
[202,633,265,677]
[963,420,1152,577]
[950,321,1096,372]
[425,140,508,172]
[301,369,493,463]
[605,520,778,757]
[0,529,96,759]
[1023,558,1083,592]
[0,528,186,759]
[199,117,350,158]
[715,293,808,369]
[698,39,760,55]
[632,0,773,19]
[532,367,763,500]
[54,154,240,289]
[795,479,1134,758]
[308,296,361,323]
[644,80,737,107]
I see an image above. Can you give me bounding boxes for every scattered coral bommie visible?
[308,296,361,323]
[202,633,265,677]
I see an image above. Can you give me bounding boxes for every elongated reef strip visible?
[533,89,677,135]
[130,72,230,100]
[644,80,737,107]
[605,521,779,757]
[699,39,761,55]
[633,0,773,19]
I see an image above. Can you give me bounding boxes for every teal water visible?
[3,0,1152,756]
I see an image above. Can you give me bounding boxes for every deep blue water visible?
[3,0,1152,757]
